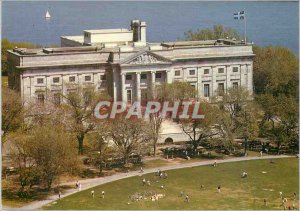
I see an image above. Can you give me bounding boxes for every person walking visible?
[185,195,189,203]
[217,185,221,193]
[102,190,105,199]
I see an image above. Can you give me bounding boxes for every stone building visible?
[7,20,254,106]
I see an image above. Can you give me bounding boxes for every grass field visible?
[45,157,299,210]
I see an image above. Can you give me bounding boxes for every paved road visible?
[4,155,292,210]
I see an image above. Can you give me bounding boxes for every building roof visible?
[83,28,130,34]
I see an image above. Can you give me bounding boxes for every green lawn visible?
[45,157,299,210]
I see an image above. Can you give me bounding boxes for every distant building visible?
[7,20,254,105]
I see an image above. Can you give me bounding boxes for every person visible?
[293,192,296,201]
[164,172,168,179]
[185,195,189,203]
[91,190,95,198]
[242,171,248,178]
[160,172,164,178]
[142,178,146,186]
[75,180,79,189]
[78,183,82,191]
[180,191,184,197]
[280,191,283,199]
[102,190,105,199]
[58,191,61,200]
[140,167,144,173]
[214,160,217,167]
[263,199,267,206]
[217,185,221,193]
[260,150,263,157]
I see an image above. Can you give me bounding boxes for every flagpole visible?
[244,10,247,44]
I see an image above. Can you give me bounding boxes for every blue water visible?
[2,1,299,54]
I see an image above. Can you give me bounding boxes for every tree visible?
[180,101,219,155]
[89,120,111,174]
[156,81,196,102]
[62,85,110,154]
[253,46,298,153]
[216,87,260,155]
[148,112,163,157]
[27,125,78,190]
[253,46,298,99]
[258,94,298,153]
[9,132,36,197]
[150,81,196,156]
[183,25,240,41]
[109,117,150,165]
[1,87,24,143]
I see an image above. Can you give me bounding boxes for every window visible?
[218,68,224,74]
[127,90,132,104]
[189,69,196,75]
[126,74,132,80]
[218,83,225,96]
[155,72,162,79]
[69,76,75,82]
[53,93,61,105]
[100,75,106,81]
[85,75,91,81]
[232,82,239,90]
[175,70,181,76]
[141,73,147,80]
[204,84,210,97]
[53,77,60,83]
[232,67,239,72]
[204,69,210,74]
[37,78,44,84]
[37,93,45,104]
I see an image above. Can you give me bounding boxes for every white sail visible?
[45,10,51,19]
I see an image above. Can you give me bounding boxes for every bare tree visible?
[2,88,23,143]
[180,101,219,155]
[148,112,163,156]
[109,117,150,165]
[89,120,111,174]
[62,85,110,154]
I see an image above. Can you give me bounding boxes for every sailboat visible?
[45,10,51,19]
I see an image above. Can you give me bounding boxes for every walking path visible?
[5,155,292,210]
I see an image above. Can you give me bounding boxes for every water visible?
[2,1,299,54]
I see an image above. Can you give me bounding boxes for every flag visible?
[234,11,245,20]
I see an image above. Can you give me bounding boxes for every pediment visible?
[121,50,172,65]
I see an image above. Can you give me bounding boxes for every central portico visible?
[111,50,173,103]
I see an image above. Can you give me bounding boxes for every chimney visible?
[140,21,146,43]
[131,20,141,42]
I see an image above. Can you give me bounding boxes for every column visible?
[240,64,246,87]
[151,71,156,98]
[112,69,118,101]
[197,67,202,99]
[226,65,231,90]
[166,70,172,83]
[247,64,253,94]
[211,66,217,97]
[121,73,126,102]
[136,72,141,102]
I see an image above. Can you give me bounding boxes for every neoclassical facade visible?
[7,20,254,105]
